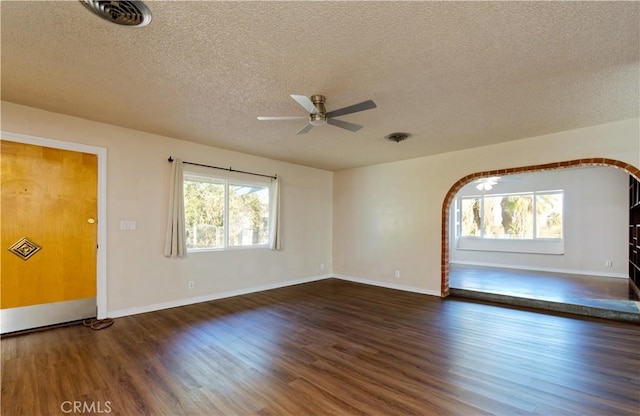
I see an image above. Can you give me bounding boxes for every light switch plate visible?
[120,220,136,231]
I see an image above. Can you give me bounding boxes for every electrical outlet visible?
[394,270,400,279]
[320,263,325,271]
[605,260,613,268]
[188,280,195,289]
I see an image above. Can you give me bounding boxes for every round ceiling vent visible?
[80,0,152,27]
[385,132,411,143]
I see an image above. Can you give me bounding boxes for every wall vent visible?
[385,132,411,143]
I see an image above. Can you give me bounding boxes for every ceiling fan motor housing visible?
[311,95,326,112]
[310,95,327,125]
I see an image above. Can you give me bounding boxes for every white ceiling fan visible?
[258,94,377,134]
[474,176,522,191]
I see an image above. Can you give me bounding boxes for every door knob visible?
[87,218,95,224]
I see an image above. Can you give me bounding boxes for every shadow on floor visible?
[449,264,640,323]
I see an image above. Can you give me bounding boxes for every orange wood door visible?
[1,140,97,309]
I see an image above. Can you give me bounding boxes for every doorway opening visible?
[441,158,640,321]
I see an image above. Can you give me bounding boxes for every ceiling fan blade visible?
[327,118,363,132]
[474,175,521,184]
[290,95,319,114]
[257,116,308,121]
[326,100,376,118]
[297,123,314,134]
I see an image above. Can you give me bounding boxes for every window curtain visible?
[164,158,187,257]
[269,177,281,250]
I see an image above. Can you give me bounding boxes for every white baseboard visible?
[332,274,441,297]
[109,273,442,318]
[108,274,332,318]
[450,261,628,279]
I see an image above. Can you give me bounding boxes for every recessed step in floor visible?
[450,288,640,323]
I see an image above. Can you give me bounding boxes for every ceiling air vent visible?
[385,132,411,143]
[80,0,152,27]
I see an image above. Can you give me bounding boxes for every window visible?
[460,198,481,237]
[459,191,563,240]
[535,193,563,239]
[184,173,270,251]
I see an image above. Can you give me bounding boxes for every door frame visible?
[1,131,108,319]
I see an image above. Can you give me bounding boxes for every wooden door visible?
[1,140,97,331]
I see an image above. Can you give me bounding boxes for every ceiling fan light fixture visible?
[310,113,327,126]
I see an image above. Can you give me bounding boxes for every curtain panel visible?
[269,177,281,251]
[164,158,187,257]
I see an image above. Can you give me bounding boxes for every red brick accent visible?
[440,158,640,297]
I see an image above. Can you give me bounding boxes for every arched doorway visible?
[441,158,640,297]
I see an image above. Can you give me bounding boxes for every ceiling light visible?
[310,113,327,126]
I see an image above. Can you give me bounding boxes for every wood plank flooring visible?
[2,279,639,415]
[450,264,639,305]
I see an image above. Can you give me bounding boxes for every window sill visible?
[187,244,269,254]
[456,237,564,255]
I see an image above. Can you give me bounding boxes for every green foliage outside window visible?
[459,191,562,239]
[184,176,269,250]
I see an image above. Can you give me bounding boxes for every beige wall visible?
[3,100,638,310]
[2,102,333,316]
[333,118,640,295]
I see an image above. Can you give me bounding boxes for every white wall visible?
[1,101,333,316]
[333,118,639,295]
[450,166,629,277]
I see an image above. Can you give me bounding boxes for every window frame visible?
[183,171,271,253]
[457,190,564,241]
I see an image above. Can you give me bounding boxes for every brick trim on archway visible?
[440,158,640,297]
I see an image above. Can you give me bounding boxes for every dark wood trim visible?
[629,278,640,300]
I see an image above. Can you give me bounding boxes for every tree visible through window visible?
[184,173,270,250]
[536,193,563,238]
[460,198,481,237]
[229,185,269,247]
[459,191,563,239]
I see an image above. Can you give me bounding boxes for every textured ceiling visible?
[1,1,638,171]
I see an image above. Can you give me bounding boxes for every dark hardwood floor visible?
[449,264,637,302]
[2,279,639,415]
